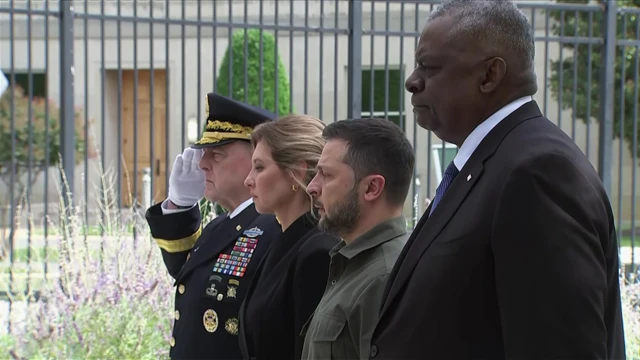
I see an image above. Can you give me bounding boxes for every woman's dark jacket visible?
[238,211,340,360]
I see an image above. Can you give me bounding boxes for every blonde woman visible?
[238,114,340,360]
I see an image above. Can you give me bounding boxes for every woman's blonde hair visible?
[250,114,326,206]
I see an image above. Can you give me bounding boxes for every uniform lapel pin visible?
[467,174,472,181]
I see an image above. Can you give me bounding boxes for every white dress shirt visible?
[453,96,533,171]
[160,197,254,219]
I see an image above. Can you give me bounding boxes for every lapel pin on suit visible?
[467,174,472,181]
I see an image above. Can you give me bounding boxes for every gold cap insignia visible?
[203,309,219,333]
[193,121,254,146]
[225,317,239,335]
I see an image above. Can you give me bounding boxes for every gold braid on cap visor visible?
[194,120,253,145]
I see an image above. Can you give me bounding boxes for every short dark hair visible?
[322,119,415,207]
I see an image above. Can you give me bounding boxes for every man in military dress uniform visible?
[145,93,281,360]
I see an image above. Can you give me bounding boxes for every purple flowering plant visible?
[0,164,638,358]
[622,274,640,358]
[0,166,175,358]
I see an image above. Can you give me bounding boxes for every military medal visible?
[227,285,237,298]
[205,283,218,297]
[203,309,219,333]
[225,317,239,335]
[212,235,260,278]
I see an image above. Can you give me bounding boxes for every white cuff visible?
[160,199,197,215]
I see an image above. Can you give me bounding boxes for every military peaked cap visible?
[192,93,277,149]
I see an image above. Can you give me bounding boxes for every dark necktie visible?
[429,161,459,215]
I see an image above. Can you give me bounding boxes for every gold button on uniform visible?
[174,310,180,320]
[178,284,185,294]
[170,336,176,347]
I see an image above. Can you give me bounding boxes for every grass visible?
[621,236,639,248]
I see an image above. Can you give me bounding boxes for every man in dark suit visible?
[145,93,281,359]
[369,1,626,359]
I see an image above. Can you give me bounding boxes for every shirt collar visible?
[453,96,533,170]
[331,216,408,260]
[228,198,254,219]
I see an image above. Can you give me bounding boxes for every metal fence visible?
[0,0,638,331]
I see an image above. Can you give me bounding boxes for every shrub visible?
[215,28,292,116]
[0,86,92,259]
[0,164,174,359]
[548,1,640,160]
[210,28,293,216]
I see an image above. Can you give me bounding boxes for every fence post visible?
[347,0,363,120]
[142,167,152,210]
[59,0,75,208]
[598,0,617,198]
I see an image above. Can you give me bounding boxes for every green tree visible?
[216,28,292,116]
[0,86,87,258]
[549,0,640,160]
[206,28,293,218]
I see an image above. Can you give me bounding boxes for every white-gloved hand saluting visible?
[167,148,205,207]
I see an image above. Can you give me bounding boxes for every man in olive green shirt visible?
[302,118,415,360]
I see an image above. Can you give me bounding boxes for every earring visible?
[292,184,299,192]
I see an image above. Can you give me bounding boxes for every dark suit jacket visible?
[369,101,626,360]
[238,212,340,360]
[146,202,280,360]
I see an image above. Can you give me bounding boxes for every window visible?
[360,68,405,130]
[431,143,458,183]
[2,71,47,98]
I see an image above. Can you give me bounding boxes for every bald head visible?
[429,0,536,85]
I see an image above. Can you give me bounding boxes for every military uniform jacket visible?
[238,212,340,360]
[146,201,280,360]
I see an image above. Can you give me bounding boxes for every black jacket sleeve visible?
[145,202,202,279]
[492,152,618,359]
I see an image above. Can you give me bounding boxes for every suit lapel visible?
[378,202,431,312]
[380,101,544,318]
[176,204,261,282]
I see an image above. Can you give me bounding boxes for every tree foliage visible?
[215,28,292,116]
[206,28,292,217]
[0,86,87,257]
[0,86,86,176]
[549,0,640,159]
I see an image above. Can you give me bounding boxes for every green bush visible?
[215,28,292,116]
[207,28,293,218]
[0,86,89,259]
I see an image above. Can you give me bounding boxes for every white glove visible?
[167,148,206,207]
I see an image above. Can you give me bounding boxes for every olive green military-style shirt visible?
[300,216,408,360]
